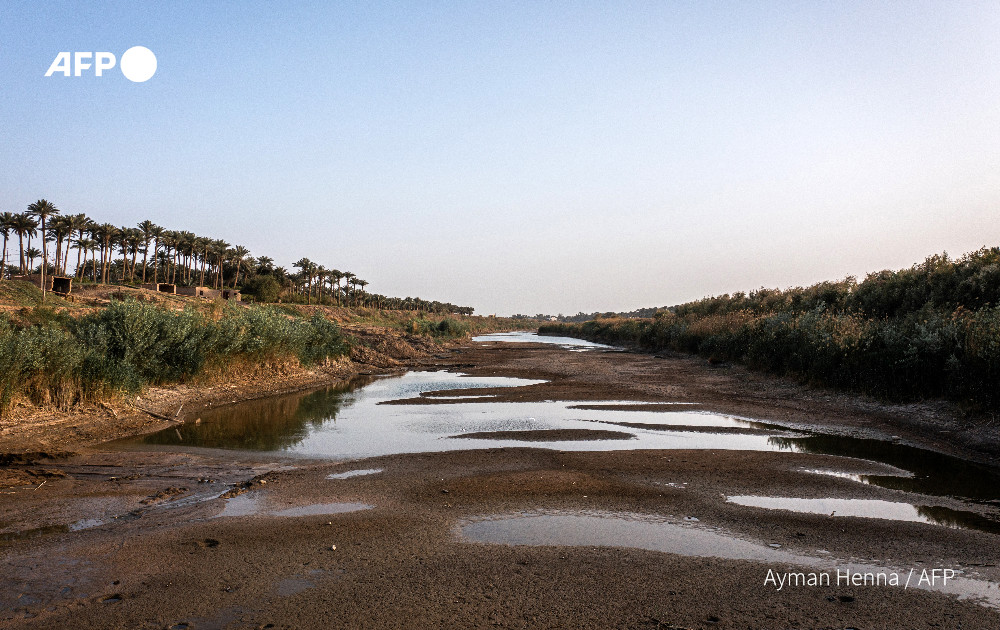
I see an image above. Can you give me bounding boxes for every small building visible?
[176,286,219,299]
[221,289,241,301]
[140,283,176,294]
[51,277,73,295]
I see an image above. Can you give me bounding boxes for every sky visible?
[2,1,999,315]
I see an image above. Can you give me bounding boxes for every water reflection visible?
[727,496,1000,534]
[473,331,617,351]
[917,505,1000,534]
[127,370,1000,513]
[327,468,382,479]
[215,493,372,518]
[0,523,70,544]
[459,511,1000,607]
[461,510,805,563]
[771,435,1000,504]
[128,372,781,458]
[142,376,373,451]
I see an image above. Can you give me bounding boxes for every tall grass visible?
[0,300,349,418]
[261,303,530,338]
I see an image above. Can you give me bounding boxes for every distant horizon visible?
[3,2,998,316]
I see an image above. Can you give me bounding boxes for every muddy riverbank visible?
[0,326,450,457]
[2,337,999,628]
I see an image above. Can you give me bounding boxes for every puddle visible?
[274,577,315,596]
[802,468,870,483]
[327,468,383,479]
[216,494,262,517]
[1,517,116,546]
[569,402,699,410]
[459,511,1000,607]
[729,495,927,521]
[726,496,1000,533]
[771,434,1000,504]
[0,523,70,544]
[272,502,372,517]
[461,510,806,563]
[121,369,1000,510]
[126,371,786,458]
[451,429,635,442]
[69,518,106,531]
[473,331,617,351]
[590,410,766,429]
[215,494,371,518]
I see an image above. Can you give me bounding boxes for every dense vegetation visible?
[540,249,1000,411]
[0,300,349,418]
[0,199,534,419]
[512,306,662,322]
[0,278,530,418]
[0,199,474,313]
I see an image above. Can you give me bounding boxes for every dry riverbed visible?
[2,338,999,629]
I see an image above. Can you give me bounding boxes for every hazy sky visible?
[2,1,998,315]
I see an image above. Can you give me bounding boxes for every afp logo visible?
[45,46,157,82]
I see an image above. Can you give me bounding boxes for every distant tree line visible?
[541,248,1000,411]
[511,307,665,322]
[0,200,473,314]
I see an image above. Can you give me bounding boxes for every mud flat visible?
[2,333,1000,628]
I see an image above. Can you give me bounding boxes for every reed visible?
[541,248,1000,411]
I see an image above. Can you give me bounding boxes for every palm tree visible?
[194,236,210,287]
[48,214,73,276]
[255,256,274,275]
[329,269,343,306]
[11,213,38,275]
[25,247,41,271]
[70,213,92,277]
[0,212,14,280]
[160,230,178,283]
[211,239,229,288]
[177,231,196,284]
[127,228,143,282]
[272,266,289,300]
[230,245,250,288]
[343,271,356,306]
[137,220,158,283]
[27,200,59,299]
[92,223,117,284]
[74,237,94,280]
[357,279,369,306]
[315,265,327,302]
[294,258,314,304]
[88,238,100,281]
[148,224,164,283]
[114,226,131,282]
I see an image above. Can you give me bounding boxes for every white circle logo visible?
[120,46,157,82]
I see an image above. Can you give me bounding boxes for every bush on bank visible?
[540,249,1000,411]
[0,300,349,418]
[407,317,471,338]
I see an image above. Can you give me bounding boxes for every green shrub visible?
[435,317,469,337]
[297,314,349,365]
[0,299,351,418]
[73,300,210,385]
[0,319,86,413]
[241,275,282,303]
[542,301,1000,410]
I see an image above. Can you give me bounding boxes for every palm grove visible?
[0,200,473,314]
